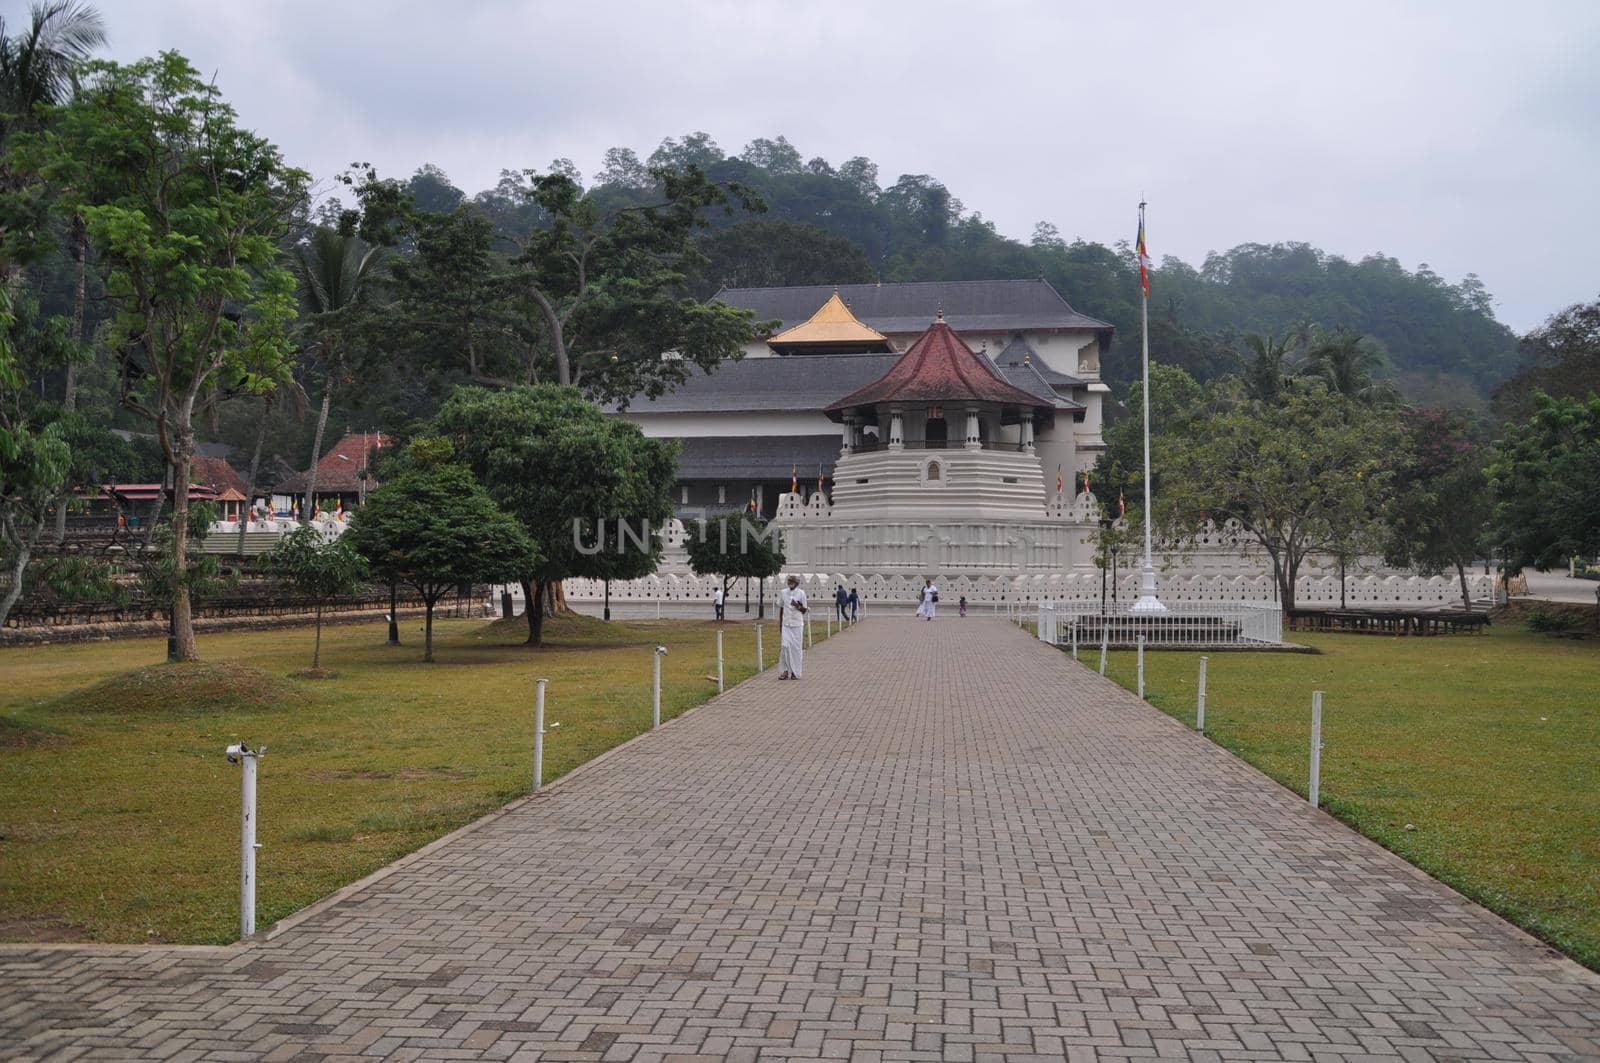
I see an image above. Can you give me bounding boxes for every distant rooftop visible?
[715,279,1114,338]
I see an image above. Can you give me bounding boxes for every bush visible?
[1526,609,1583,634]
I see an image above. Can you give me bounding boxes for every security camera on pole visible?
[1130,199,1167,615]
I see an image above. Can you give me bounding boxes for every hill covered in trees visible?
[426,131,1519,408]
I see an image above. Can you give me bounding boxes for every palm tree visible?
[0,3,106,540]
[0,1,105,142]
[1304,327,1397,406]
[292,227,385,519]
[1240,328,1300,402]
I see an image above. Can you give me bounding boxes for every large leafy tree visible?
[1488,391,1600,573]
[1384,408,1491,609]
[292,226,385,515]
[427,384,677,645]
[508,164,764,403]
[39,53,307,659]
[1156,387,1402,611]
[345,443,538,662]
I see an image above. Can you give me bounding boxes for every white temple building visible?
[571,282,1495,614]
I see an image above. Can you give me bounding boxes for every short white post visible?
[1196,656,1208,733]
[655,596,661,619]
[1070,618,1078,659]
[756,624,764,672]
[1309,691,1323,806]
[1136,635,1146,698]
[716,630,724,693]
[533,678,547,791]
[807,612,813,648]
[1099,626,1108,676]
[226,742,265,938]
[652,646,667,729]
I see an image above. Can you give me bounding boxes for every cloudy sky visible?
[84,0,1599,331]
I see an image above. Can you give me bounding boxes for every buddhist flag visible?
[817,463,824,492]
[791,465,798,493]
[1136,202,1152,297]
[1119,491,1127,517]
[1056,464,1064,495]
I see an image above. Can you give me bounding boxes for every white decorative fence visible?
[1035,600,1285,648]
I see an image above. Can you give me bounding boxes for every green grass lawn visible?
[0,610,835,944]
[1096,624,1600,969]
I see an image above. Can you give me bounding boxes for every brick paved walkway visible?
[4,618,1598,1061]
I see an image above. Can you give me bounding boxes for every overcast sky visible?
[80,0,1600,332]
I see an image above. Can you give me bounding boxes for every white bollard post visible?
[1099,626,1108,677]
[827,614,832,638]
[756,624,764,672]
[225,742,265,938]
[652,646,667,729]
[1197,656,1208,733]
[1136,635,1145,698]
[1309,691,1323,806]
[655,596,661,619]
[807,612,813,648]
[1071,618,1079,660]
[716,630,724,693]
[533,678,547,792]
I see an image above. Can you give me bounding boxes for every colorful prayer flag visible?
[791,465,798,493]
[1119,491,1127,517]
[1136,203,1152,298]
[1056,464,1064,495]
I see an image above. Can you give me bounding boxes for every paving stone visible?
[3,618,1598,1060]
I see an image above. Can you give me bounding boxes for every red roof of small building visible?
[191,455,248,497]
[825,317,1053,415]
[276,432,389,494]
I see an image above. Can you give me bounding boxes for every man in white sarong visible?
[916,578,938,621]
[778,574,808,679]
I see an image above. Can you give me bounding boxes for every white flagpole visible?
[1133,198,1166,614]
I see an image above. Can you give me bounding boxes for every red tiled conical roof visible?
[825,317,1053,414]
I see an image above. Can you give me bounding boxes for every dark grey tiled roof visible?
[992,334,1087,389]
[676,435,843,480]
[713,279,1114,336]
[611,354,900,413]
[996,363,1084,411]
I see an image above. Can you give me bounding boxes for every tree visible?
[740,135,802,174]
[345,445,538,662]
[1494,296,1600,421]
[1385,408,1491,609]
[0,378,69,626]
[1239,327,1303,403]
[508,164,765,402]
[596,147,650,190]
[0,1,105,144]
[684,512,785,619]
[1303,327,1396,405]
[693,219,873,296]
[43,53,306,660]
[427,384,677,645]
[1488,391,1600,574]
[261,524,369,671]
[292,226,385,517]
[1156,388,1401,610]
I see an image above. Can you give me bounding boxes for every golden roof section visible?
[766,290,889,349]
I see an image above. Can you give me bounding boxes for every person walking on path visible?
[779,575,808,679]
[713,584,725,621]
[916,578,938,621]
[835,584,849,621]
[959,595,968,617]
[847,587,859,620]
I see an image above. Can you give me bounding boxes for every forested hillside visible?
[449,132,1519,407]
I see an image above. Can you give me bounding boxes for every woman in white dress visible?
[916,579,938,621]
